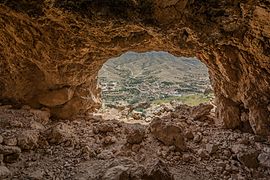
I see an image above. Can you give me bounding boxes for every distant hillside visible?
[98,51,212,106]
[99,51,209,83]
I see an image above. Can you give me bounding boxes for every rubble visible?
[0,104,269,179]
[150,118,186,151]
[126,124,145,144]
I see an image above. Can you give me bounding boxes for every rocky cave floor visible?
[0,103,270,180]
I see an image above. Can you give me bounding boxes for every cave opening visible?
[97,51,214,122]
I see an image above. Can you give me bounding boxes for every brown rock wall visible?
[0,0,269,134]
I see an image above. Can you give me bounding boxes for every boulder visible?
[258,153,270,168]
[3,137,17,146]
[237,150,259,168]
[205,143,219,154]
[191,103,213,121]
[102,165,129,180]
[143,160,174,180]
[150,118,186,151]
[94,123,114,134]
[0,166,11,178]
[126,124,145,144]
[0,145,21,155]
[45,123,74,145]
[17,130,39,150]
[38,87,74,107]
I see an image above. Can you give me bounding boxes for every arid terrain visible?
[1,103,270,179]
[0,0,270,180]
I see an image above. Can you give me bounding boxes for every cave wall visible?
[0,0,269,135]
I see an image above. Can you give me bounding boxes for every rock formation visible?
[0,0,269,134]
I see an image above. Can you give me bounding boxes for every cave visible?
[0,0,270,178]
[0,0,269,135]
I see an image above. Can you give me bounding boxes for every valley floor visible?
[0,103,270,179]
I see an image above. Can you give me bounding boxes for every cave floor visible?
[0,104,270,180]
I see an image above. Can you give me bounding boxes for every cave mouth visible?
[97,51,214,122]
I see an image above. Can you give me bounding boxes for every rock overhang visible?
[0,0,269,135]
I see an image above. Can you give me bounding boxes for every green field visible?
[152,93,214,106]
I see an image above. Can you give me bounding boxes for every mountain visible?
[98,51,209,84]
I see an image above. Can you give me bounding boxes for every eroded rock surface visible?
[0,104,270,179]
[0,0,269,134]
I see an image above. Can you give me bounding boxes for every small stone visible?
[225,164,232,172]
[216,161,226,169]
[28,170,44,179]
[206,166,214,173]
[4,153,20,163]
[145,160,174,180]
[95,123,114,133]
[103,136,116,145]
[0,135,3,144]
[231,144,245,154]
[29,109,50,125]
[0,154,3,164]
[131,144,141,152]
[197,148,209,159]
[0,145,21,155]
[184,130,194,140]
[206,144,218,154]
[239,137,250,145]
[102,165,129,180]
[126,123,145,144]
[9,120,23,128]
[30,121,45,130]
[97,150,114,160]
[258,153,270,168]
[3,137,17,146]
[237,150,259,168]
[193,133,202,143]
[45,123,74,145]
[223,150,232,158]
[17,130,39,150]
[21,105,31,110]
[0,166,11,178]
[253,135,267,142]
[182,154,193,162]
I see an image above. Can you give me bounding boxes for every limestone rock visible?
[150,118,186,151]
[0,0,269,135]
[206,144,219,154]
[0,145,21,163]
[94,123,114,134]
[45,123,74,145]
[102,165,129,180]
[193,133,203,143]
[144,160,174,180]
[38,87,74,107]
[29,109,51,125]
[191,103,213,120]
[0,166,11,178]
[97,150,114,160]
[17,130,39,150]
[0,145,21,155]
[126,124,145,144]
[237,150,259,168]
[197,148,209,159]
[3,137,17,146]
[258,153,270,168]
